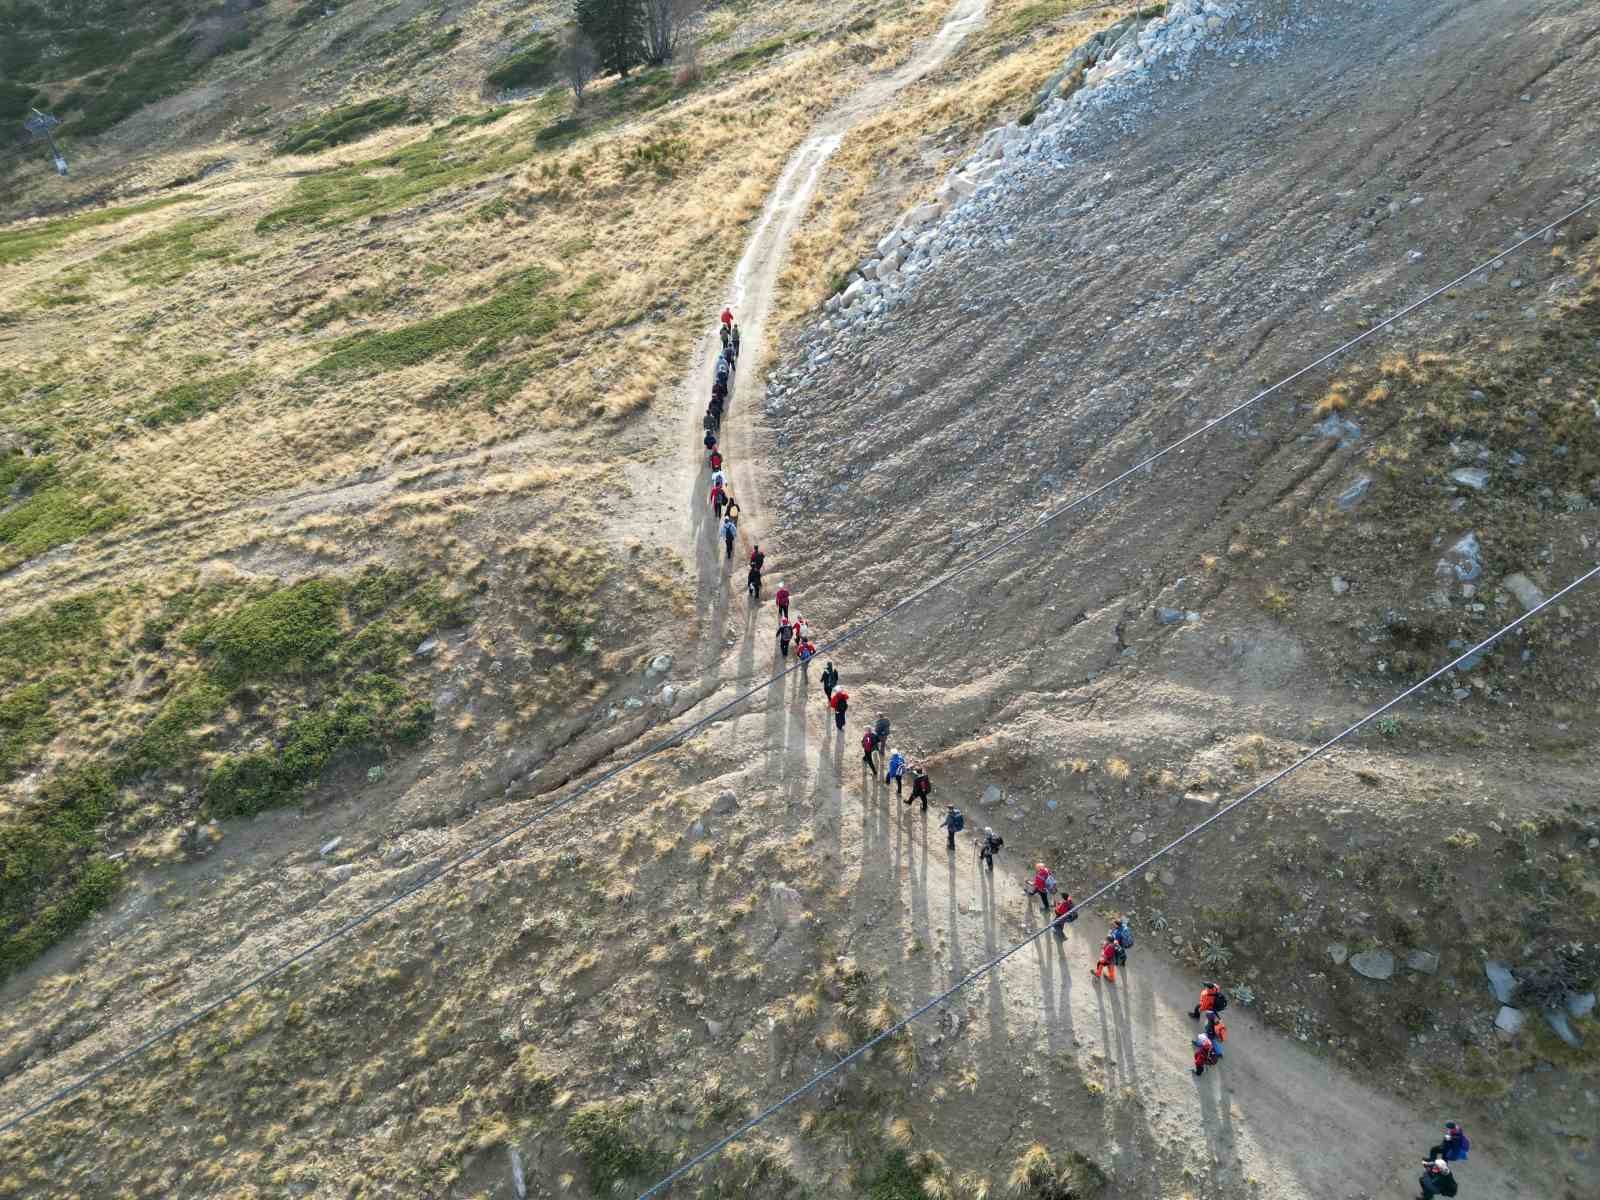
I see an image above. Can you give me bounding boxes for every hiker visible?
[710,480,726,514]
[829,687,849,731]
[720,306,734,329]
[1428,1123,1470,1164]
[723,495,741,526]
[871,713,890,769]
[703,429,717,451]
[797,638,816,665]
[1027,863,1056,914]
[707,404,721,433]
[747,564,762,600]
[777,617,793,658]
[1192,1033,1218,1077]
[1110,917,1134,968]
[908,765,931,810]
[775,582,790,621]
[711,375,728,405]
[861,729,877,767]
[719,323,731,350]
[1418,1159,1458,1199]
[1188,982,1227,1021]
[1203,1008,1227,1057]
[820,660,838,699]
[715,354,731,385]
[1052,894,1075,938]
[721,515,736,559]
[939,804,964,852]
[792,615,810,645]
[708,447,723,472]
[1092,935,1118,983]
[978,826,1004,871]
[731,324,741,360]
[885,750,907,796]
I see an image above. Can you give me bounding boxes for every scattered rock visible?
[1545,1008,1582,1048]
[705,1018,725,1038]
[1406,949,1440,975]
[1156,606,1185,624]
[319,837,343,858]
[1316,414,1361,447]
[646,653,674,678]
[1567,992,1596,1020]
[980,785,1002,808]
[1450,467,1490,491]
[1328,942,1349,966]
[769,884,804,928]
[1159,869,1176,886]
[1331,576,1350,595]
[1349,949,1395,980]
[414,636,441,658]
[658,684,677,707]
[1485,960,1516,1004]
[1501,572,1547,613]
[712,789,739,815]
[1494,1005,1525,1034]
[327,863,356,885]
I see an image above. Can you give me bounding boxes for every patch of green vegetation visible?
[0,79,44,123]
[566,1101,662,1195]
[196,578,344,685]
[274,96,413,156]
[204,674,431,818]
[0,194,195,268]
[534,116,584,146]
[622,137,688,179]
[486,33,557,91]
[119,682,228,778]
[0,455,129,572]
[446,105,513,131]
[0,682,55,779]
[520,534,611,644]
[0,591,103,676]
[288,1,334,29]
[714,32,807,77]
[865,1151,930,1200]
[63,31,230,139]
[422,361,535,412]
[138,369,253,428]
[0,856,123,978]
[309,265,570,376]
[100,214,236,286]
[369,13,462,65]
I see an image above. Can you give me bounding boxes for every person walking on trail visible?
[720,306,734,329]
[1418,1159,1458,1199]
[704,429,717,452]
[792,615,810,645]
[1052,894,1075,938]
[939,805,964,852]
[1189,982,1226,1021]
[829,687,849,731]
[747,563,762,601]
[871,714,890,770]
[719,323,731,351]
[978,825,1004,871]
[710,480,726,515]
[721,515,736,560]
[723,495,741,526]
[885,750,907,797]
[1027,863,1057,914]
[820,660,839,701]
[1192,1033,1218,1077]
[709,446,723,472]
[731,324,741,360]
[1092,935,1118,982]
[750,544,765,573]
[797,638,815,666]
[775,583,790,621]
[1110,916,1133,969]
[908,765,931,810]
[861,729,877,768]
[777,617,793,658]
[1203,1008,1227,1058]
[1428,1123,1470,1165]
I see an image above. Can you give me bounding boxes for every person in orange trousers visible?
[1092,935,1118,982]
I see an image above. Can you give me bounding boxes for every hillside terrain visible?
[0,0,1597,1198]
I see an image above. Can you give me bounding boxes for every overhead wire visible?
[1,191,1594,1138]
[635,560,1600,1199]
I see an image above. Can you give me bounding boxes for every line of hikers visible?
[706,308,744,561]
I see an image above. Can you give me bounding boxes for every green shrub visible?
[486,35,557,91]
[274,97,412,156]
[0,463,129,572]
[0,856,123,978]
[566,1102,661,1194]
[118,682,228,778]
[866,1151,929,1200]
[0,194,195,268]
[0,682,55,779]
[101,214,236,286]
[534,117,583,146]
[197,579,344,685]
[0,591,102,675]
[140,369,253,428]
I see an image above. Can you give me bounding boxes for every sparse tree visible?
[560,28,599,105]
[574,0,643,79]
[641,0,701,66]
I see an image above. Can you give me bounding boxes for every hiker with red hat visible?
[774,582,790,621]
[1025,863,1056,914]
[1192,1032,1218,1076]
[1092,935,1118,983]
[828,686,849,731]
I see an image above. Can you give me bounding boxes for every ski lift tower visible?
[24,109,68,176]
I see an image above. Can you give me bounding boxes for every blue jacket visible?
[1441,1132,1469,1161]
[885,753,906,779]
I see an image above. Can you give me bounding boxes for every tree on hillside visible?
[560,27,599,105]
[574,0,643,79]
[642,0,701,65]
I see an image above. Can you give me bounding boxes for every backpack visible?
[1044,873,1058,895]
[862,732,875,752]
[991,835,1004,852]
[1114,925,1134,949]
[948,809,964,832]
[1207,1046,1221,1065]
[1212,990,1228,1013]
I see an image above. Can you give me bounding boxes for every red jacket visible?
[1098,941,1118,966]
[1031,868,1050,896]
[709,451,723,470]
[1054,898,1071,922]
[720,308,733,327]
[711,483,724,506]
[775,587,790,607]
[830,689,849,711]
[1193,1037,1214,1070]
[1196,985,1220,1014]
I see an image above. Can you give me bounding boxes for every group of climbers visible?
[706,309,744,560]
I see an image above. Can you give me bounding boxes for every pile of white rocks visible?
[823,0,1261,328]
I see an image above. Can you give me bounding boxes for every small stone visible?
[319,837,342,858]
[1450,467,1490,490]
[646,653,674,678]
[1130,829,1148,845]
[1567,992,1596,1020]
[327,863,356,884]
[1545,1009,1581,1048]
[1408,249,1424,263]
[1406,949,1440,975]
[1502,573,1547,613]
[1485,961,1516,1004]
[658,684,677,707]
[1328,942,1349,966]
[1156,606,1185,624]
[712,789,739,815]
[980,785,1002,807]
[1332,576,1350,595]
[414,636,441,658]
[1159,869,1176,886]
[1494,1005,1525,1034]
[1336,476,1372,510]
[705,1018,725,1038]
[1349,949,1395,980]
[509,1147,527,1200]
